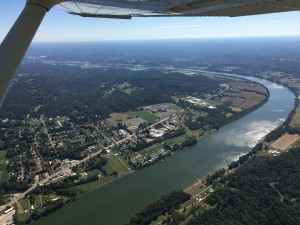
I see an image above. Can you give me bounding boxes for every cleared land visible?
[185,180,206,195]
[103,156,129,175]
[0,151,6,162]
[271,134,300,151]
[0,151,8,182]
[29,119,42,127]
[15,198,30,223]
[107,103,180,126]
[292,104,300,127]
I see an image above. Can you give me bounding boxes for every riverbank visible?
[28,72,293,225]
[127,75,299,225]
[31,72,288,225]
[71,77,269,194]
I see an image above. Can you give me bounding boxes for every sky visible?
[1,0,300,42]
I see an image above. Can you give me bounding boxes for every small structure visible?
[4,207,14,214]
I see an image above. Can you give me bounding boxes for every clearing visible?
[270,134,300,151]
[292,104,300,127]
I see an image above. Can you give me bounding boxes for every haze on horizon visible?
[1,0,300,43]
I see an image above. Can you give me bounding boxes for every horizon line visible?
[27,35,300,44]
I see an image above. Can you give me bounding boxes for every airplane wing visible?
[58,0,300,19]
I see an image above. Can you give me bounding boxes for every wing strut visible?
[0,0,62,106]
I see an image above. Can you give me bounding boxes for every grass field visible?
[108,110,158,126]
[16,198,30,223]
[41,195,58,202]
[226,113,233,118]
[73,176,115,192]
[29,119,42,127]
[122,88,135,95]
[34,196,43,210]
[127,110,158,124]
[230,106,242,112]
[0,151,6,162]
[69,137,85,144]
[139,143,163,155]
[0,164,9,182]
[103,156,129,175]
[292,105,300,127]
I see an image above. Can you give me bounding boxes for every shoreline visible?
[5,72,271,225]
[181,73,297,202]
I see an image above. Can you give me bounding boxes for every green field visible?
[0,164,9,182]
[139,143,163,156]
[126,110,158,124]
[0,151,6,162]
[230,106,242,112]
[103,156,129,175]
[29,119,42,127]
[73,176,115,192]
[292,105,300,127]
[226,112,233,118]
[122,88,134,95]
[34,196,43,210]
[16,198,30,223]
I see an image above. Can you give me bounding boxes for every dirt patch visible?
[271,134,300,151]
[185,180,206,195]
[16,201,24,214]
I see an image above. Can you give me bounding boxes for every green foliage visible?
[128,190,191,225]
[182,137,197,148]
[2,181,29,192]
[1,66,220,119]
[188,148,300,225]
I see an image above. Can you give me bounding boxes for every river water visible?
[33,73,295,225]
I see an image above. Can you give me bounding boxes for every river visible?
[33,72,295,225]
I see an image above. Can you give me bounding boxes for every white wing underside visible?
[58,0,300,19]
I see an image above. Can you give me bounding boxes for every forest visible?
[0,64,220,119]
[127,190,191,225]
[188,148,300,225]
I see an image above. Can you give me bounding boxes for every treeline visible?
[1,181,30,193]
[265,97,299,143]
[19,200,65,225]
[188,148,300,225]
[163,129,186,139]
[127,190,191,225]
[205,142,264,186]
[182,137,197,147]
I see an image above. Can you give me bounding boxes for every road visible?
[41,118,55,148]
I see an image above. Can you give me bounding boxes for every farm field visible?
[292,104,300,127]
[270,134,300,151]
